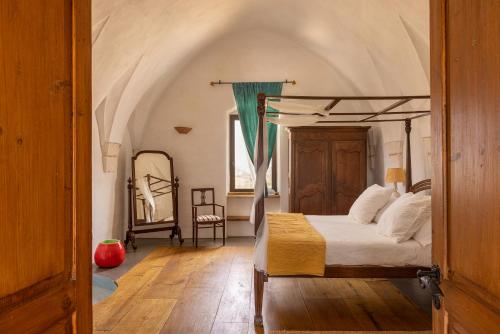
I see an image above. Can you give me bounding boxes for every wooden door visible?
[431,1,500,333]
[291,140,329,215]
[0,0,92,333]
[331,141,366,214]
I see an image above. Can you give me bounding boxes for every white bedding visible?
[254,215,431,272]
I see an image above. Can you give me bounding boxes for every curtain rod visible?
[209,79,296,86]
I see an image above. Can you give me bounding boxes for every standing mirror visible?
[125,150,183,250]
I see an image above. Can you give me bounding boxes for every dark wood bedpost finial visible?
[255,93,266,235]
[405,119,412,192]
[257,93,266,116]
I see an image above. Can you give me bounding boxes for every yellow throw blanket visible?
[266,213,326,276]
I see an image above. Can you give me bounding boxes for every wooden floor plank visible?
[210,322,248,334]
[365,280,431,330]
[264,279,315,331]
[338,297,381,330]
[214,286,251,323]
[93,243,432,333]
[303,298,354,330]
[109,298,176,334]
[93,267,163,331]
[159,288,223,334]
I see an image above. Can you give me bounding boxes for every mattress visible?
[254,215,431,272]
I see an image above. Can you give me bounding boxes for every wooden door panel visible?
[447,0,500,302]
[0,0,72,298]
[431,0,500,333]
[0,0,91,332]
[0,287,73,333]
[331,141,366,214]
[292,141,329,214]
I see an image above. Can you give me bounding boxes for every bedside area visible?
[226,192,282,236]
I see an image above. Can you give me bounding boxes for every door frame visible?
[72,0,481,332]
[430,1,447,332]
[73,0,93,332]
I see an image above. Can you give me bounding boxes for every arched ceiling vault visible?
[92,0,429,166]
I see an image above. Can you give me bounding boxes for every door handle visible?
[417,265,444,310]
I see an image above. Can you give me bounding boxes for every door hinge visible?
[417,265,444,310]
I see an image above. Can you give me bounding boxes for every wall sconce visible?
[174,126,192,134]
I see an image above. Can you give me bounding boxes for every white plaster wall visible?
[92,116,132,254]
[372,117,431,193]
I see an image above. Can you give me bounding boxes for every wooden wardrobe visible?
[289,126,369,215]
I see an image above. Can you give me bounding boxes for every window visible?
[229,114,277,193]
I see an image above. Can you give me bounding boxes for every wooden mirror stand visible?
[125,150,183,250]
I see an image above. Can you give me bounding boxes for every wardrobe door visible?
[331,140,366,214]
[291,140,329,214]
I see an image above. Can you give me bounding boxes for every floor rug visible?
[92,274,117,304]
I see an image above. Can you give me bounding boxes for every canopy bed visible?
[125,150,183,250]
[251,93,431,326]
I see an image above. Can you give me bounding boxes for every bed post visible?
[405,118,412,192]
[254,269,266,326]
[255,93,266,235]
[254,94,267,327]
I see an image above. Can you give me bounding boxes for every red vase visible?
[94,239,125,268]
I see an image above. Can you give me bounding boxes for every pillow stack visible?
[376,193,431,243]
[348,184,393,225]
[348,184,432,244]
[373,192,399,223]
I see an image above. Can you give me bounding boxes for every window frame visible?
[229,114,277,193]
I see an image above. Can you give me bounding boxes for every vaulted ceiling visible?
[92,0,429,152]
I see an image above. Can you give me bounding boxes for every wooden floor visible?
[93,242,431,334]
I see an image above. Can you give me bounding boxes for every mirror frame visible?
[131,150,177,225]
[125,150,183,249]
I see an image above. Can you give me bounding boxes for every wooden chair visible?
[191,188,225,247]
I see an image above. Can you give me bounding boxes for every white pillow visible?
[348,184,393,224]
[413,200,432,246]
[376,193,431,243]
[373,192,399,223]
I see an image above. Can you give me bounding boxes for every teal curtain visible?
[232,82,282,163]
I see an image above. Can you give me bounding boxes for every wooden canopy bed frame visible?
[252,93,431,326]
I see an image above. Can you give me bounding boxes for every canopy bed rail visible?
[254,93,431,233]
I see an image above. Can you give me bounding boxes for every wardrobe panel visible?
[289,127,368,215]
[332,141,367,214]
[291,140,329,214]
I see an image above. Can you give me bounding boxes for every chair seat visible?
[196,214,223,223]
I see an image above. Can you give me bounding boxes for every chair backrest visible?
[191,188,215,206]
